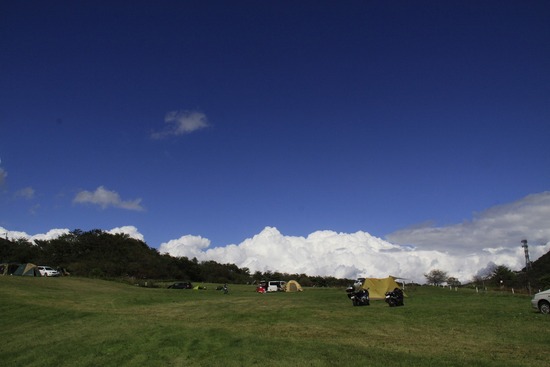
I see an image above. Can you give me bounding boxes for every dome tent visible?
[284,280,303,292]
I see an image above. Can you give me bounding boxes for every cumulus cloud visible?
[151,110,209,139]
[30,228,71,242]
[158,192,550,283]
[108,226,145,242]
[158,234,211,259]
[159,226,550,284]
[73,186,144,211]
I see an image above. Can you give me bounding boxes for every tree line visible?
[0,229,351,287]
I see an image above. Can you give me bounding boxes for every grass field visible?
[0,277,547,367]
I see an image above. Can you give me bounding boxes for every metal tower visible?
[521,239,532,270]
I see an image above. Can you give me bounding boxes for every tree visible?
[446,277,461,287]
[424,269,448,286]
[490,265,517,288]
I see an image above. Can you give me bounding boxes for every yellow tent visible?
[284,280,303,292]
[361,276,402,300]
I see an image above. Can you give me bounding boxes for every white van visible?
[267,281,286,292]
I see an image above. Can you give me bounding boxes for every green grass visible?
[0,277,547,367]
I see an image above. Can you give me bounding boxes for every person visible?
[223,283,228,294]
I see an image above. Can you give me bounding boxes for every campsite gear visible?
[284,280,303,292]
[361,277,403,300]
[0,263,20,276]
[13,263,42,276]
[267,280,286,292]
[385,288,404,307]
[346,286,370,306]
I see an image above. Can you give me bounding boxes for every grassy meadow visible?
[0,276,547,367]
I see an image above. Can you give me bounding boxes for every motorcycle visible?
[385,288,404,307]
[346,286,370,306]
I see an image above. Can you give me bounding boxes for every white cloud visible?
[108,226,145,242]
[159,226,550,284]
[0,226,145,244]
[158,235,211,259]
[73,186,144,211]
[151,110,209,139]
[30,228,71,242]
[158,192,550,283]
[0,227,70,242]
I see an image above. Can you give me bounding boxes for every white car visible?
[38,266,60,277]
[531,289,550,314]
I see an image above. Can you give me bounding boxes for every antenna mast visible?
[521,239,532,271]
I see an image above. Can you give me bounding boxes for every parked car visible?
[168,282,193,289]
[531,289,550,314]
[267,280,286,292]
[255,280,286,292]
[38,266,60,277]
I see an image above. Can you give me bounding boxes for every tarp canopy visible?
[361,276,402,300]
[284,280,303,292]
[13,263,42,277]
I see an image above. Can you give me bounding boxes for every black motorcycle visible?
[346,286,370,306]
[385,288,404,307]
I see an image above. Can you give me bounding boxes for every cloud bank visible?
[159,192,550,283]
[159,226,549,284]
[73,186,144,211]
[4,192,549,284]
[151,110,209,139]
[386,192,550,253]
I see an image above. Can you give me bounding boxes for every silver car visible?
[531,289,550,314]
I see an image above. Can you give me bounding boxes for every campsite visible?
[1,276,547,367]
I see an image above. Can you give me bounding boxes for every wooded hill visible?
[0,229,348,287]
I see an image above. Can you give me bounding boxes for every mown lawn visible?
[0,277,547,367]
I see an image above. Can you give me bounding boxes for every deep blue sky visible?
[1,1,549,251]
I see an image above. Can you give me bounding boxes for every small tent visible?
[284,280,303,292]
[361,276,402,300]
[13,263,42,277]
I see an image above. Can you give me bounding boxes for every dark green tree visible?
[424,269,448,286]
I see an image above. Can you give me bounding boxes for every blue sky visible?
[1,1,549,282]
